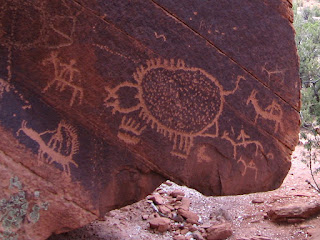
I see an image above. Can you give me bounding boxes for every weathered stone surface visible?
[267,201,320,223]
[206,223,233,240]
[0,0,300,238]
[148,217,171,232]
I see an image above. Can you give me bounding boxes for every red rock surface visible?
[0,0,300,238]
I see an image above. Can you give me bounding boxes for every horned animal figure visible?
[246,90,283,133]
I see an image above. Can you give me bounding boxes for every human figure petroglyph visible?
[237,156,258,180]
[17,120,79,176]
[221,128,264,159]
[246,89,283,133]
[104,58,245,158]
[42,52,83,106]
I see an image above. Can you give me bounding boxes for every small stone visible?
[189,225,198,232]
[158,189,166,195]
[206,223,233,240]
[159,205,172,215]
[187,218,199,225]
[177,195,184,201]
[193,230,205,240]
[149,193,165,205]
[181,228,189,235]
[179,197,191,211]
[200,223,212,229]
[142,214,149,220]
[173,235,186,240]
[149,217,171,232]
[170,190,185,198]
[166,204,175,211]
[178,209,199,224]
[164,181,173,186]
[173,214,185,223]
[252,198,264,204]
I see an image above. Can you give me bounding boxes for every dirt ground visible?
[48,144,320,240]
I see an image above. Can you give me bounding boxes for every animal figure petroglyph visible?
[262,63,287,85]
[237,156,258,180]
[42,52,83,106]
[104,58,245,158]
[17,120,79,176]
[221,128,264,159]
[246,90,283,133]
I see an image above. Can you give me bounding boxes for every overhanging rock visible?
[0,0,300,239]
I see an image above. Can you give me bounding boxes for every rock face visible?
[0,0,300,239]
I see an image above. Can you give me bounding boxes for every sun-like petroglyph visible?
[42,52,83,106]
[237,156,258,180]
[154,32,167,42]
[104,58,245,158]
[17,120,79,176]
[262,63,287,85]
[222,128,264,159]
[246,89,283,133]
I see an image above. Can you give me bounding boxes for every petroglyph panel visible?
[0,1,301,236]
[151,0,300,109]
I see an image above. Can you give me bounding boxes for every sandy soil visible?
[48,144,320,240]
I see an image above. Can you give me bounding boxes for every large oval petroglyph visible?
[104,58,244,158]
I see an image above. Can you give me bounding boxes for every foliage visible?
[294,3,320,126]
[301,129,320,192]
[0,177,49,240]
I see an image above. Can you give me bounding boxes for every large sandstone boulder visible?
[0,0,300,239]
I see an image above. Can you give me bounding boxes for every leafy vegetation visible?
[294,3,320,126]
[0,177,49,240]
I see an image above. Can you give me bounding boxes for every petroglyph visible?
[154,32,167,41]
[93,44,139,63]
[196,146,212,163]
[42,52,83,106]
[222,128,264,159]
[0,78,31,109]
[262,63,287,85]
[246,89,283,133]
[117,116,146,145]
[17,120,79,176]
[0,78,11,99]
[0,0,80,50]
[104,58,245,158]
[237,156,258,180]
[199,20,213,34]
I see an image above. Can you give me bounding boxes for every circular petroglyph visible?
[135,59,223,134]
[140,67,221,133]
